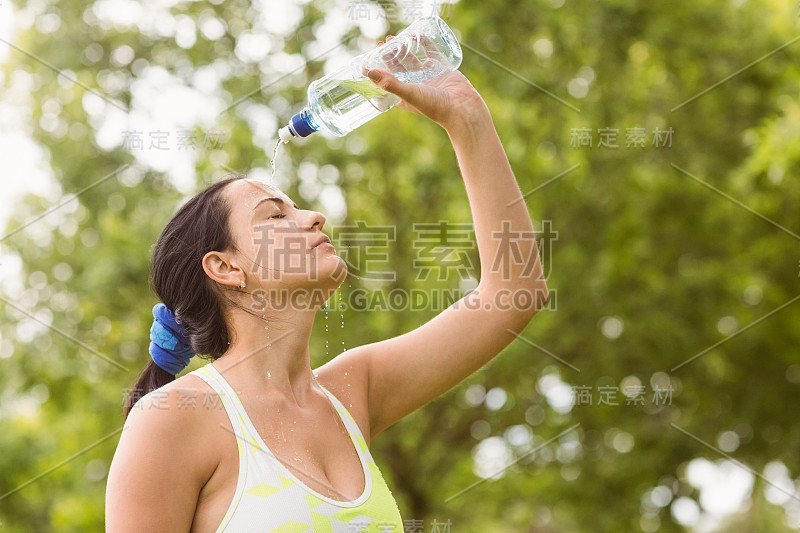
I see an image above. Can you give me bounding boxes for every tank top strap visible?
[192,363,284,466]
[317,383,373,463]
[188,363,253,450]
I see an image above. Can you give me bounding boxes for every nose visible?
[306,209,326,231]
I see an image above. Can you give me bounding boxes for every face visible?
[222,179,347,306]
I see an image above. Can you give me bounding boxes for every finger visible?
[418,34,445,62]
[398,39,426,70]
[366,68,422,104]
[382,34,426,72]
[379,41,408,73]
[379,40,425,73]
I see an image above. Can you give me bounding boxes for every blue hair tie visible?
[149,303,195,375]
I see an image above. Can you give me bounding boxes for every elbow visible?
[477,277,550,321]
[523,278,549,320]
[534,279,550,312]
[503,282,548,333]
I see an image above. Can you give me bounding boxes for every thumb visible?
[366,68,420,103]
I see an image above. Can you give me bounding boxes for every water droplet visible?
[339,291,345,352]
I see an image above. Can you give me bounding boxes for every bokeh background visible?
[1,0,799,530]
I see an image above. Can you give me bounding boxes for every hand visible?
[365,35,491,133]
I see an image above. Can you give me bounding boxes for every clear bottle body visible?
[279,16,462,142]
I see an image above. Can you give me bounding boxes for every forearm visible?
[364,65,548,304]
[445,110,547,300]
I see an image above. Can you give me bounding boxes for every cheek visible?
[250,224,296,264]
[249,223,277,266]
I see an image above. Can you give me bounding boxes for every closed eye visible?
[271,213,286,219]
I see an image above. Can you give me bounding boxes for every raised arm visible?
[316,53,549,440]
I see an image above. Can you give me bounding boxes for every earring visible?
[240,280,246,288]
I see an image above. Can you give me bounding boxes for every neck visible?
[212,294,321,407]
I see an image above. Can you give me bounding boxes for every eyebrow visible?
[254,197,300,210]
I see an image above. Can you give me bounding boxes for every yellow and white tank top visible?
[189,362,404,532]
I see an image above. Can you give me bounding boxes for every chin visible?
[286,256,346,291]
[315,256,348,290]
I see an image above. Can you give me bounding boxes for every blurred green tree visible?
[0,0,798,531]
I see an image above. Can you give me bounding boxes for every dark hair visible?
[123,177,240,419]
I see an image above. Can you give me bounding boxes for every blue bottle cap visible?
[290,110,317,138]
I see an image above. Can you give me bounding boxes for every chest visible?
[249,400,367,499]
[190,393,368,533]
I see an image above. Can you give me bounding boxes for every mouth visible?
[311,235,333,249]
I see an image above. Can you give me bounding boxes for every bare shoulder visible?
[133,372,219,415]
[106,372,224,532]
[117,372,222,479]
[313,346,373,445]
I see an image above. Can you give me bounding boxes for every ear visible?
[202,250,245,288]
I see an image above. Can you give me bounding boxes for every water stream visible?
[270,139,281,179]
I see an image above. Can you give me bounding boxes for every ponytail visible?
[123,361,176,418]
[122,177,240,420]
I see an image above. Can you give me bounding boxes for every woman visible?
[106,39,549,532]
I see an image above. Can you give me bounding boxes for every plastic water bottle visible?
[278,16,462,143]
